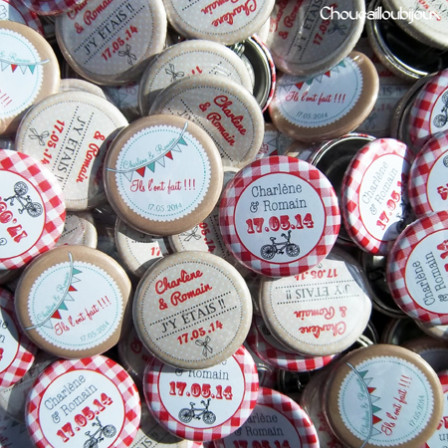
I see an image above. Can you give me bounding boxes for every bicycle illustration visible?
[83,417,117,448]
[433,91,448,128]
[3,182,43,217]
[178,398,216,425]
[260,230,300,260]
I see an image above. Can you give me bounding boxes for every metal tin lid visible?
[57,212,97,248]
[59,78,108,99]
[324,344,444,448]
[409,69,448,148]
[139,39,253,115]
[26,355,141,447]
[269,51,379,143]
[143,345,259,442]
[104,115,223,237]
[14,245,132,358]
[267,0,365,77]
[16,91,128,211]
[55,0,167,85]
[384,0,448,50]
[103,81,141,122]
[161,0,275,45]
[213,386,319,448]
[19,0,85,15]
[386,211,448,325]
[403,337,448,373]
[0,149,66,270]
[409,131,448,216]
[149,76,264,169]
[258,250,372,356]
[114,218,165,278]
[380,318,425,346]
[0,21,60,135]
[219,155,340,277]
[256,123,294,159]
[341,138,412,255]
[0,0,43,34]
[417,320,448,341]
[0,287,37,388]
[133,251,253,369]
[246,314,336,372]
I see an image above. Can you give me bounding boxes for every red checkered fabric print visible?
[409,131,448,216]
[19,0,85,15]
[5,0,44,34]
[143,346,259,442]
[26,356,141,448]
[0,150,66,270]
[386,211,448,325]
[0,287,37,388]
[409,69,448,148]
[246,315,335,372]
[219,156,340,277]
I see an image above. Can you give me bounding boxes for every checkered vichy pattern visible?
[341,138,411,255]
[143,346,259,442]
[26,355,141,448]
[213,387,319,448]
[19,0,85,15]
[386,211,448,325]
[409,69,448,148]
[246,315,335,372]
[438,370,448,393]
[0,150,66,270]
[0,287,37,388]
[409,131,448,216]
[219,156,340,278]
[8,0,44,34]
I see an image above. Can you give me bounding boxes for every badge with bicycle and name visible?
[219,156,341,277]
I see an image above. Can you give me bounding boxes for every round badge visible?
[0,287,37,388]
[0,0,43,34]
[149,75,264,169]
[143,346,259,442]
[246,315,335,372]
[219,155,340,277]
[213,387,319,448]
[0,150,66,270]
[268,51,379,143]
[386,211,448,326]
[55,0,167,84]
[341,138,412,255]
[104,115,223,237]
[324,344,444,448]
[0,407,34,447]
[133,251,253,369]
[161,0,275,45]
[16,91,128,211]
[59,78,108,99]
[0,21,60,135]
[26,355,141,448]
[19,0,85,15]
[408,130,448,216]
[14,245,132,358]
[57,212,97,248]
[267,0,365,76]
[409,69,448,148]
[258,252,372,356]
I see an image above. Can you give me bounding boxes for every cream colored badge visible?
[55,0,167,85]
[162,0,275,45]
[15,91,128,211]
[0,21,59,135]
[150,76,264,168]
[133,251,253,369]
[104,115,223,236]
[57,212,97,248]
[139,39,254,114]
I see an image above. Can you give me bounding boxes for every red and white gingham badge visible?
[143,346,259,442]
[387,211,448,325]
[219,156,340,277]
[0,150,66,270]
[409,130,448,217]
[19,0,85,15]
[246,315,335,372]
[409,69,448,148]
[213,387,319,448]
[26,355,141,448]
[0,287,36,388]
[0,0,43,34]
[341,138,412,255]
